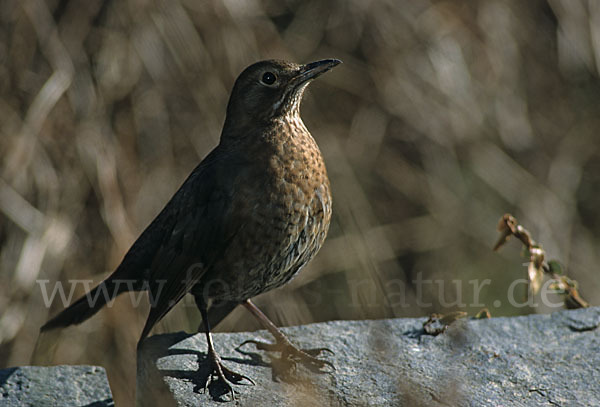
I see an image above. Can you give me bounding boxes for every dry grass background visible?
[1,0,600,404]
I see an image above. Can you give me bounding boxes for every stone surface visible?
[0,365,113,406]
[137,307,600,406]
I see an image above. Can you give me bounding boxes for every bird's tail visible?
[40,269,142,332]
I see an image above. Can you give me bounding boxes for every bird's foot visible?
[204,346,255,401]
[239,336,334,380]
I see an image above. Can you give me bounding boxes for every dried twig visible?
[494,214,588,309]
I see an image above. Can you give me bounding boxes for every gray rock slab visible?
[136,307,600,406]
[0,365,113,406]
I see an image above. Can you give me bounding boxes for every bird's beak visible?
[295,59,342,84]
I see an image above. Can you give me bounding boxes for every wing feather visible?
[138,146,241,342]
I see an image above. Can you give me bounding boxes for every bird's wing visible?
[137,146,241,342]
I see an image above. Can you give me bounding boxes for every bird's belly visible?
[206,180,331,301]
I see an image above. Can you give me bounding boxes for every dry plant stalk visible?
[423,311,468,336]
[493,214,589,309]
[423,308,490,336]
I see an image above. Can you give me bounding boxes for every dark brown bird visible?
[41,58,340,398]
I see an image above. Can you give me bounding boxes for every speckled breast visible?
[210,118,332,301]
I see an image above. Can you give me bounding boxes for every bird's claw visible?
[303,347,335,357]
[239,338,335,373]
[220,363,256,386]
[204,349,254,401]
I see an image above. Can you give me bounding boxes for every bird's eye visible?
[261,72,276,85]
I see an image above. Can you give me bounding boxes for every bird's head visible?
[223,59,341,131]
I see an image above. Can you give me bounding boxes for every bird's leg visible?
[200,307,254,400]
[239,299,334,375]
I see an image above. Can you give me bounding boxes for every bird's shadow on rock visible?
[404,327,427,340]
[140,332,332,402]
[140,332,271,402]
[163,348,269,401]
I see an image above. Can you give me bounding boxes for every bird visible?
[41,58,341,399]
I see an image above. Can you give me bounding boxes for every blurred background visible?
[1,0,600,404]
